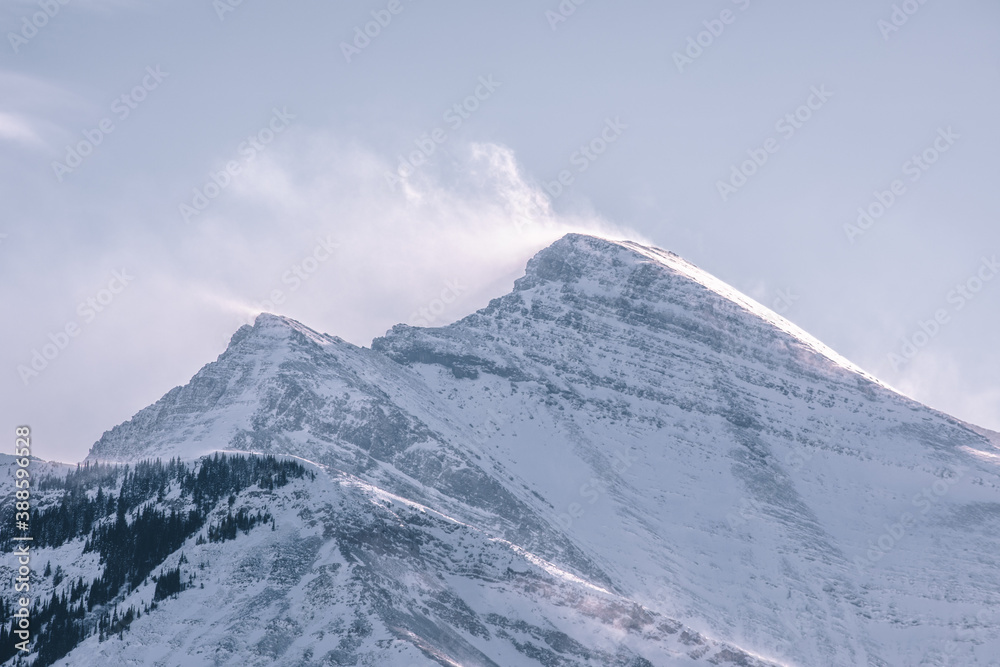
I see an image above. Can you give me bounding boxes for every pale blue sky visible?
[2,0,998,461]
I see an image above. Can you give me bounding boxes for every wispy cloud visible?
[0,71,95,149]
[179,133,636,344]
[0,111,41,145]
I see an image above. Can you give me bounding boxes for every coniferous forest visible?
[0,454,312,667]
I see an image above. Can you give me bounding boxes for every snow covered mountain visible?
[13,234,1000,665]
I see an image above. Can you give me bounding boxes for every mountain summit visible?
[74,234,1000,665]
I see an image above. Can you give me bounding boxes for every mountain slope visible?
[77,233,1000,665]
[12,457,773,667]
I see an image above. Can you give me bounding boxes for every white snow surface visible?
[54,234,1000,665]
[37,465,771,667]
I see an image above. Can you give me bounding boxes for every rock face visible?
[82,233,1000,665]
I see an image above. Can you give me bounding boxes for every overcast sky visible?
[2,0,998,462]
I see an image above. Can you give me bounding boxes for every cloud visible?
[0,111,41,145]
[179,132,637,345]
[0,71,96,150]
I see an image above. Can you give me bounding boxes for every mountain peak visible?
[224,312,339,354]
[78,233,1000,666]
[250,312,321,337]
[253,311,293,327]
[515,233,647,289]
[513,233,886,387]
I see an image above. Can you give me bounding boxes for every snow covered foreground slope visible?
[84,234,1000,665]
[45,463,774,667]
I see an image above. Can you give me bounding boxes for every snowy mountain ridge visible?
[13,234,1000,665]
[612,239,885,386]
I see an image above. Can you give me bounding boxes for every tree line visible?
[0,453,312,667]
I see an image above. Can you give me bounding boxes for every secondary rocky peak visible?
[222,313,346,361]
